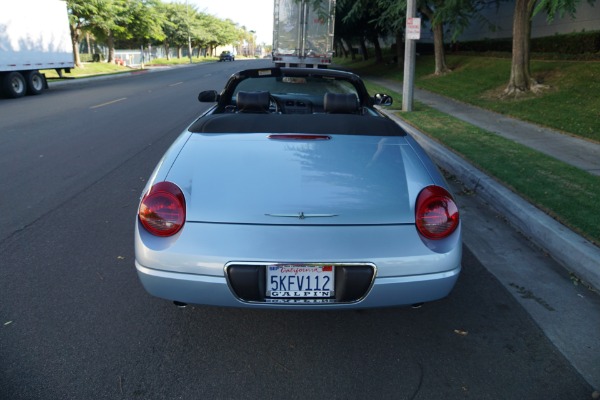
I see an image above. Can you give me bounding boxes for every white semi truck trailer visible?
[272,0,336,68]
[0,0,74,98]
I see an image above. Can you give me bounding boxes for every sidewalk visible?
[369,78,600,293]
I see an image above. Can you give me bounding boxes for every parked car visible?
[134,67,462,309]
[219,51,234,61]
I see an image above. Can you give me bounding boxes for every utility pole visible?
[402,0,419,112]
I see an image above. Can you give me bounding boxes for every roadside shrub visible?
[533,31,600,54]
[454,30,600,57]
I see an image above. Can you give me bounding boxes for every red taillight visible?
[138,181,186,237]
[415,186,459,240]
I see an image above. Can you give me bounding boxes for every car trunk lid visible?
[168,133,432,225]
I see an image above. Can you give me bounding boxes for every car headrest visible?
[236,91,270,113]
[324,93,359,114]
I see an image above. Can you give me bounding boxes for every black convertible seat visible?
[236,91,270,113]
[188,114,407,136]
[324,93,359,114]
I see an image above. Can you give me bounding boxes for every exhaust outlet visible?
[173,301,187,308]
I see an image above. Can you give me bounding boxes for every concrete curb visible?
[382,110,600,292]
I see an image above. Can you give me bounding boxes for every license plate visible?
[266,264,335,298]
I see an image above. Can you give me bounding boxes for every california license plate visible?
[266,264,335,298]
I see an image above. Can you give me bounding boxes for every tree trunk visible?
[107,32,115,64]
[396,30,404,67]
[432,23,449,75]
[506,0,537,95]
[69,24,82,68]
[360,38,369,61]
[342,39,355,60]
[420,6,449,75]
[177,47,182,59]
[164,42,171,60]
[372,35,383,64]
[341,40,349,58]
[343,39,352,59]
[337,39,349,58]
[86,32,92,55]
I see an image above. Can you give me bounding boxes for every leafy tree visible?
[505,0,595,95]
[124,0,166,46]
[160,7,243,58]
[160,2,193,59]
[234,26,260,57]
[76,0,165,63]
[192,12,216,56]
[86,0,128,63]
[101,0,167,61]
[66,0,100,67]
[374,0,408,65]
[204,18,241,56]
[422,0,488,75]
[340,0,389,63]
[331,0,358,59]
[375,0,490,74]
[417,0,451,74]
[336,0,438,69]
[67,0,248,63]
[199,14,221,56]
[336,0,495,75]
[218,19,243,49]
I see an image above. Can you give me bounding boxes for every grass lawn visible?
[42,62,137,79]
[41,56,219,79]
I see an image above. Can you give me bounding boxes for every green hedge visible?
[533,31,600,53]
[79,53,96,62]
[455,30,600,55]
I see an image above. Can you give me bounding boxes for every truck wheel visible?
[2,72,27,98]
[25,71,45,95]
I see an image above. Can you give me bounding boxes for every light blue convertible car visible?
[135,67,461,309]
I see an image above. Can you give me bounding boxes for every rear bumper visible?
[136,261,461,309]
[135,221,462,309]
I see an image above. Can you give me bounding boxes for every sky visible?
[179,0,275,44]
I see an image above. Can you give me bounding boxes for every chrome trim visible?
[265,212,338,219]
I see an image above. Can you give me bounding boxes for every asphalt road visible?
[0,60,593,399]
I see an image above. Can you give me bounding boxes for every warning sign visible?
[406,18,421,40]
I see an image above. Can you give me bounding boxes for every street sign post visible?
[406,17,421,40]
[402,4,419,112]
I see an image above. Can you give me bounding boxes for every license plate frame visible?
[266,264,335,298]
